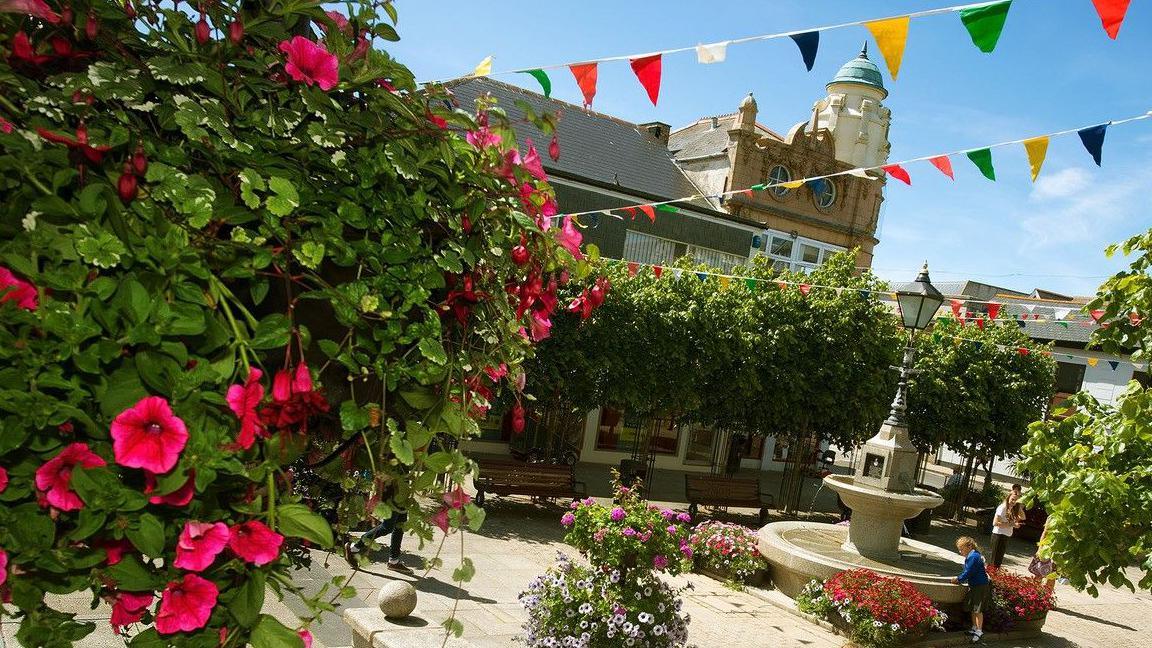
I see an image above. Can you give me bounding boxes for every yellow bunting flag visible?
[866,16,910,80]
[780,180,804,189]
[472,56,493,77]
[719,277,730,290]
[1023,136,1049,182]
[1086,357,1099,367]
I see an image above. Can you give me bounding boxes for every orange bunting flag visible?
[652,265,663,278]
[1092,0,1131,39]
[630,54,662,106]
[719,277,730,290]
[950,299,963,318]
[776,281,788,291]
[865,16,910,80]
[1087,357,1099,367]
[569,63,598,108]
[882,164,911,185]
[799,284,811,297]
[626,262,639,277]
[987,302,1001,319]
[929,156,954,180]
[1090,309,1106,322]
[638,204,656,223]
[741,189,754,197]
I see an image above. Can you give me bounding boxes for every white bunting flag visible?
[670,268,684,280]
[1053,308,1072,320]
[603,210,622,221]
[696,42,729,64]
[848,169,877,179]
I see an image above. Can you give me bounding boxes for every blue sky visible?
[383,1,1150,296]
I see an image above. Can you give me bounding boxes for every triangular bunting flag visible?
[1109,360,1120,370]
[741,189,754,198]
[1090,309,1106,322]
[1023,136,1049,181]
[966,148,996,180]
[1016,320,1026,329]
[696,42,728,64]
[1057,321,1070,329]
[603,210,622,221]
[655,204,680,214]
[865,16,910,80]
[638,205,656,223]
[780,180,804,189]
[521,69,552,97]
[929,156,954,179]
[790,31,820,71]
[750,183,768,191]
[472,56,493,77]
[848,169,876,179]
[1017,347,1030,356]
[719,277,730,290]
[987,302,1001,319]
[1087,357,1099,367]
[569,63,598,108]
[627,262,639,277]
[882,164,911,185]
[696,272,708,282]
[858,290,870,299]
[806,178,828,194]
[776,281,788,291]
[1091,0,1131,38]
[959,1,1012,53]
[671,268,684,280]
[652,266,663,278]
[746,278,758,291]
[1078,124,1108,166]
[976,317,986,330]
[950,299,963,318]
[799,284,811,297]
[624,207,637,220]
[630,54,662,106]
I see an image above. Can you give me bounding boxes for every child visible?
[952,536,990,643]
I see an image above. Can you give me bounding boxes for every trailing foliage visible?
[0,0,589,644]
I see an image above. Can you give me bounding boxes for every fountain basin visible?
[758,521,968,603]
[823,474,943,561]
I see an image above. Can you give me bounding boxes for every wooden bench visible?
[474,459,587,507]
[685,474,774,525]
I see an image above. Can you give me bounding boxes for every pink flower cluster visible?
[822,569,941,630]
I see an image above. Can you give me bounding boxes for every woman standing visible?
[989,489,1025,568]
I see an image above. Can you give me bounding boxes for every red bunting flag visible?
[569,63,598,108]
[987,302,1001,319]
[629,54,662,106]
[1017,347,1030,356]
[1091,0,1131,38]
[624,207,637,220]
[882,164,911,185]
[626,262,639,277]
[799,284,811,297]
[638,205,656,223]
[929,156,955,180]
[776,281,788,291]
[976,317,986,330]
[1129,312,1143,326]
[652,265,663,278]
[741,189,754,197]
[950,299,963,318]
[1090,309,1106,322]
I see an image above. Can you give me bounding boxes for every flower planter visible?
[696,565,769,588]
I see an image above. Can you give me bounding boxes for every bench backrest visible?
[685,475,760,500]
[478,461,574,489]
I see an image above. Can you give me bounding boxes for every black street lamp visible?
[884,263,945,430]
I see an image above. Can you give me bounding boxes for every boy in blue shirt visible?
[952,536,990,642]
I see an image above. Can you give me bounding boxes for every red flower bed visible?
[823,569,941,630]
[986,567,1056,630]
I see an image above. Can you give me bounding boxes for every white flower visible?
[890,623,900,631]
[874,620,883,627]
[22,211,39,232]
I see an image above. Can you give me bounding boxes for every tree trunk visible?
[952,452,976,521]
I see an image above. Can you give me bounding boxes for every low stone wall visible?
[344,608,477,648]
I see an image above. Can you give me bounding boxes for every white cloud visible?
[1030,167,1093,201]
[1017,165,1147,250]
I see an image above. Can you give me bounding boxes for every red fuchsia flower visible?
[442,485,472,510]
[555,216,583,260]
[279,36,339,91]
[123,0,136,19]
[35,442,106,511]
[111,396,189,474]
[521,140,547,181]
[511,243,530,266]
[117,163,138,202]
[528,310,551,342]
[588,277,609,308]
[0,465,7,493]
[0,266,38,311]
[567,289,593,320]
[174,521,230,571]
[228,16,244,44]
[549,135,560,162]
[228,520,283,566]
[84,9,98,40]
[226,367,265,449]
[37,123,112,165]
[131,145,148,176]
[441,274,484,327]
[426,110,447,130]
[259,363,328,431]
[483,363,508,383]
[144,469,195,506]
[155,573,218,635]
[431,506,451,533]
[8,31,91,72]
[511,403,526,435]
[0,0,60,22]
[195,12,210,45]
[110,591,153,634]
[465,127,502,150]
[499,149,522,183]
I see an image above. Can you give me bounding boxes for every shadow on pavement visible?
[416,576,499,605]
[1048,607,1136,631]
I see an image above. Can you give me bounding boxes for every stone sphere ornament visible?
[376,580,418,618]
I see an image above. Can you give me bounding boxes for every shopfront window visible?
[596,408,679,455]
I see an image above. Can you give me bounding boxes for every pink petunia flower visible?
[561,512,575,527]
[299,629,313,648]
[226,367,265,449]
[321,10,350,35]
[174,521,230,571]
[0,0,60,22]
[0,548,7,588]
[442,486,472,510]
[144,470,196,506]
[96,538,133,566]
[278,36,339,91]
[0,465,7,493]
[465,127,502,150]
[110,591,153,634]
[155,574,218,635]
[521,140,547,181]
[0,266,38,311]
[228,520,283,566]
[111,397,188,474]
[555,216,583,260]
[653,554,668,570]
[0,117,12,134]
[35,442,106,511]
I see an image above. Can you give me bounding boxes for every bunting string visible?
[553,110,1152,221]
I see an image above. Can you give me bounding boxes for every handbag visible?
[1028,555,1055,578]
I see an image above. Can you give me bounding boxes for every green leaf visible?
[339,400,371,432]
[452,556,476,583]
[277,503,335,547]
[250,314,292,350]
[77,184,108,217]
[400,389,437,409]
[75,226,127,269]
[251,615,304,648]
[266,176,300,216]
[119,279,151,325]
[390,431,415,466]
[293,240,326,270]
[239,168,266,209]
[464,503,486,532]
[424,451,454,473]
[228,570,266,628]
[442,617,464,637]
[406,421,433,452]
[418,337,448,365]
[126,513,165,558]
[107,555,162,591]
[69,508,108,541]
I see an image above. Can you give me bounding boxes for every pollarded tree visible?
[1017,228,1152,594]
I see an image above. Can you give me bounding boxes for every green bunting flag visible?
[959,1,1012,53]
[745,278,758,291]
[655,204,680,214]
[750,183,768,191]
[966,148,996,181]
[521,69,552,97]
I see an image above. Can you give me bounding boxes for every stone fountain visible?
[758,264,969,603]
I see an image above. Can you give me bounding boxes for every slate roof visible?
[445,77,715,211]
[668,114,783,160]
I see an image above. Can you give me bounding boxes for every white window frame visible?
[623,230,746,272]
[758,229,845,272]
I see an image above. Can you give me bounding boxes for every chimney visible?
[640,121,671,145]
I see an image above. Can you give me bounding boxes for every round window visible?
[813,178,836,209]
[768,165,791,197]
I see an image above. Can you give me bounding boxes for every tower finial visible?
[860,42,869,58]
